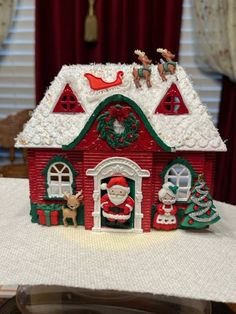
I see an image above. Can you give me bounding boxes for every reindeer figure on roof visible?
[156,48,177,81]
[133,49,152,88]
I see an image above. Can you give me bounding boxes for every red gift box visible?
[37,209,59,226]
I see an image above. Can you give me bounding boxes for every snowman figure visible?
[153,182,178,231]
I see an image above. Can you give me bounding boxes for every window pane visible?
[168,177,177,185]
[62,167,69,173]
[51,185,60,195]
[178,188,188,198]
[55,163,65,171]
[174,104,180,113]
[51,166,58,173]
[165,104,172,111]
[179,177,189,187]
[181,169,189,175]
[166,96,171,102]
[169,168,177,176]
[62,176,70,182]
[173,165,184,174]
[61,185,71,194]
[50,175,59,182]
[62,103,68,110]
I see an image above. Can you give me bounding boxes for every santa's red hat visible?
[101,176,130,193]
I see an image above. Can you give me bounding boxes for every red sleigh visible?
[84,71,124,90]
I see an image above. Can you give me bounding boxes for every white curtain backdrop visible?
[0,0,17,47]
[193,0,236,82]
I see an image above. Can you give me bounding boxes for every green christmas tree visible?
[180,174,220,229]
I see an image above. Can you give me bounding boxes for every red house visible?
[16,64,226,232]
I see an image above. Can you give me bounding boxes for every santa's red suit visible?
[153,203,178,230]
[101,194,134,223]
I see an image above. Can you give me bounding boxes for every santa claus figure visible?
[153,182,178,231]
[100,176,134,225]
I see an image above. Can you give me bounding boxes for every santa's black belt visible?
[110,206,123,214]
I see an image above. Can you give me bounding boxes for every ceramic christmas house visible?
[16,60,226,232]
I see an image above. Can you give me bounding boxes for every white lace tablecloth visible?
[0,178,235,302]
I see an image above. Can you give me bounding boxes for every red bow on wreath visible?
[109,105,131,123]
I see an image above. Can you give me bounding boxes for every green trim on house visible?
[30,202,39,223]
[161,157,197,184]
[62,94,172,152]
[43,196,65,201]
[42,155,78,200]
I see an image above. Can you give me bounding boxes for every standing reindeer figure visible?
[133,49,152,88]
[62,190,83,227]
[156,48,177,81]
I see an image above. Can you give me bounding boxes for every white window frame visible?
[165,163,191,202]
[47,162,73,198]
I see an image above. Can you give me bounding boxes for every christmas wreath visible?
[97,104,140,148]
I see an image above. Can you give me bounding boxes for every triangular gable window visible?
[155,83,189,115]
[53,84,85,113]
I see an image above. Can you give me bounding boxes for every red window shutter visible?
[155,83,189,115]
[53,84,85,113]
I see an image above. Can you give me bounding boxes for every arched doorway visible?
[86,157,150,232]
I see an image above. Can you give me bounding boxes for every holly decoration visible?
[97,104,140,148]
[180,174,220,229]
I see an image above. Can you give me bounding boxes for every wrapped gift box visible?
[37,209,59,226]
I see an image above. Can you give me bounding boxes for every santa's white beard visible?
[108,192,128,205]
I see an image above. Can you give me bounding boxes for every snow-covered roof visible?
[15,63,226,152]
